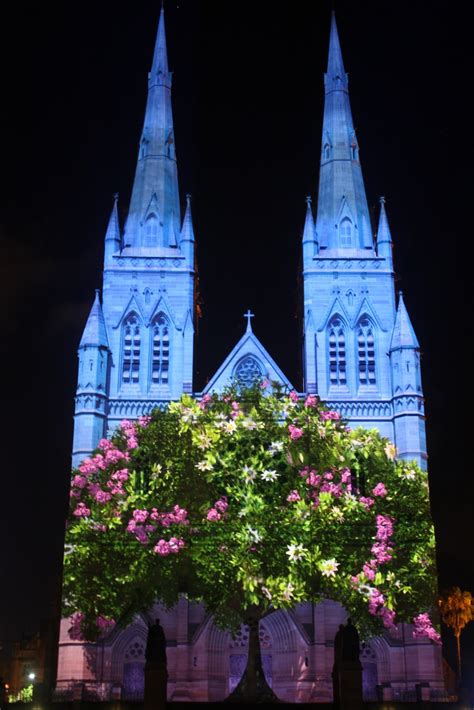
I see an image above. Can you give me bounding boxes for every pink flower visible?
[260,379,270,389]
[73,502,91,518]
[154,539,171,556]
[340,468,352,484]
[72,475,87,489]
[306,471,321,488]
[376,515,394,541]
[360,496,375,510]
[168,537,185,553]
[289,391,299,403]
[368,589,385,616]
[97,438,115,452]
[363,564,376,581]
[373,482,388,497]
[214,497,228,513]
[323,471,334,480]
[289,425,303,440]
[287,490,301,502]
[206,508,221,521]
[380,607,397,630]
[138,415,151,428]
[350,575,360,588]
[320,410,341,421]
[413,613,441,644]
[371,542,393,564]
[132,509,148,523]
[95,489,112,504]
[97,616,115,633]
[304,394,317,408]
[198,394,212,410]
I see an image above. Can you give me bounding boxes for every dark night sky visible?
[1,0,472,677]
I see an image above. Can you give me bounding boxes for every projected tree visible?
[63,384,440,701]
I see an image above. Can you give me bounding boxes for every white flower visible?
[182,408,198,423]
[268,441,284,455]
[401,468,417,480]
[197,434,212,450]
[332,508,344,522]
[261,469,279,482]
[384,443,397,460]
[241,418,258,430]
[223,420,237,434]
[242,465,257,483]
[286,543,307,562]
[317,425,327,438]
[215,412,226,420]
[319,558,340,577]
[261,586,272,600]
[282,583,295,601]
[196,460,213,471]
[151,463,162,475]
[247,526,262,543]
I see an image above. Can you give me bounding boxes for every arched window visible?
[328,318,346,386]
[145,213,159,242]
[339,218,353,246]
[122,314,141,384]
[357,317,376,386]
[151,313,170,385]
[234,356,263,389]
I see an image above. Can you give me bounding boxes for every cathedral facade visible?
[57,9,444,702]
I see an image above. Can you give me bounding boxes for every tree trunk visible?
[455,632,462,685]
[226,612,279,703]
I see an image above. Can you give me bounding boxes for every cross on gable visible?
[244,309,254,332]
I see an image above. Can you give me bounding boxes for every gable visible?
[201,330,295,394]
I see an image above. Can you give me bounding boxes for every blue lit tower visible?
[72,8,195,467]
[302,14,426,468]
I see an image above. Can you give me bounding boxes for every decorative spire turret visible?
[180,193,195,264]
[302,196,318,264]
[315,13,374,253]
[79,290,109,349]
[376,196,393,268]
[390,292,420,352]
[123,6,181,250]
[104,194,121,264]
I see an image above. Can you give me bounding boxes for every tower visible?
[72,8,195,467]
[302,13,426,468]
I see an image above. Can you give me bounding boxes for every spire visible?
[376,196,393,267]
[302,195,318,264]
[104,194,121,263]
[327,12,347,90]
[123,5,181,250]
[390,292,420,351]
[150,5,169,79]
[315,13,374,253]
[79,291,109,349]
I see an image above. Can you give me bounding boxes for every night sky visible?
[1,0,472,679]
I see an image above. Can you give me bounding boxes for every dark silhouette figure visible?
[145,618,167,665]
[332,619,363,708]
[342,618,360,662]
[144,618,167,710]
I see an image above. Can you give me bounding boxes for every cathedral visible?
[56,9,445,702]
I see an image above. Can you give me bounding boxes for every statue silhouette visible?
[145,618,167,665]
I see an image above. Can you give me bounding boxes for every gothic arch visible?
[232,355,264,388]
[327,315,347,388]
[120,312,142,387]
[149,312,171,387]
[355,315,377,388]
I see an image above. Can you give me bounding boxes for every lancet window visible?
[328,318,346,386]
[122,314,141,384]
[145,214,159,240]
[151,313,170,385]
[357,317,376,386]
[339,218,353,246]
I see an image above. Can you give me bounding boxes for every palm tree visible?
[438,587,473,683]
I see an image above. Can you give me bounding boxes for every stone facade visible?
[57,9,444,702]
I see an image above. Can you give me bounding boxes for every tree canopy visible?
[63,384,440,643]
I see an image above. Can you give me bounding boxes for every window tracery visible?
[151,313,170,385]
[357,317,376,386]
[328,317,346,386]
[121,314,141,385]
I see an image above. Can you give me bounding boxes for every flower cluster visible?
[412,613,441,644]
[206,497,228,521]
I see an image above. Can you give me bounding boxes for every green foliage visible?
[63,383,438,641]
